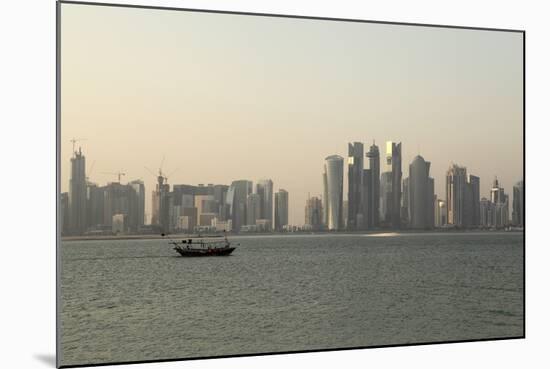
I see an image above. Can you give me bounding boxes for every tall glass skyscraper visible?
[365,142,380,228]
[226,180,252,233]
[386,141,402,228]
[274,189,289,231]
[256,179,273,227]
[380,171,392,224]
[446,164,481,228]
[129,180,145,228]
[408,155,434,229]
[323,155,344,231]
[513,180,524,227]
[446,164,467,227]
[347,142,364,230]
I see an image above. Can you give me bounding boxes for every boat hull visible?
[173,246,235,257]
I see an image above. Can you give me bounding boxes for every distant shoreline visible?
[61,228,523,242]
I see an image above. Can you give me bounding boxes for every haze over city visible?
[60,3,523,226]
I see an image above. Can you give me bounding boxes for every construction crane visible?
[86,161,96,183]
[69,138,87,155]
[102,171,126,183]
[145,155,177,184]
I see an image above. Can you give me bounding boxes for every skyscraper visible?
[362,169,372,228]
[386,141,402,228]
[490,177,509,228]
[379,171,392,225]
[103,181,142,233]
[469,175,481,227]
[322,171,329,227]
[347,142,364,230]
[512,180,524,227]
[323,155,344,231]
[401,177,410,227]
[365,142,380,228]
[246,193,261,226]
[446,164,479,228]
[129,180,145,228]
[490,177,505,204]
[86,182,105,230]
[274,189,289,231]
[212,184,229,221]
[151,174,170,231]
[408,155,434,229]
[446,164,467,227]
[226,180,252,233]
[256,179,274,227]
[69,147,87,235]
[304,196,323,231]
[479,197,494,227]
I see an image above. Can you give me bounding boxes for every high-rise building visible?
[305,196,323,231]
[322,171,329,227]
[401,177,410,227]
[103,181,141,233]
[274,189,289,231]
[365,142,380,228]
[212,184,229,221]
[386,141,402,229]
[513,180,524,227]
[446,164,467,227]
[408,155,434,229]
[256,179,274,227]
[490,177,505,204]
[379,171,393,225]
[151,174,170,231]
[347,142,364,230]
[246,193,261,226]
[469,175,480,227]
[69,147,87,235]
[342,200,348,228]
[86,182,105,230]
[362,169,373,228]
[480,197,494,227]
[323,155,344,231]
[226,180,252,233]
[490,177,509,228]
[446,164,480,228]
[129,180,145,228]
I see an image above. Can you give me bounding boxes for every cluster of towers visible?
[61,147,290,236]
[321,141,409,231]
[152,177,289,234]
[61,147,146,236]
[319,141,524,231]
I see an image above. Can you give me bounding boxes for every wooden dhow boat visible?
[163,232,236,257]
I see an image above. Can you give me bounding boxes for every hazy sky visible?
[60,3,523,225]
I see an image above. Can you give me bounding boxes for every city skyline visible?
[61,143,522,232]
[60,4,523,226]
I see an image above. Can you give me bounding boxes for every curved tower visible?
[409,155,434,229]
[324,155,344,231]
